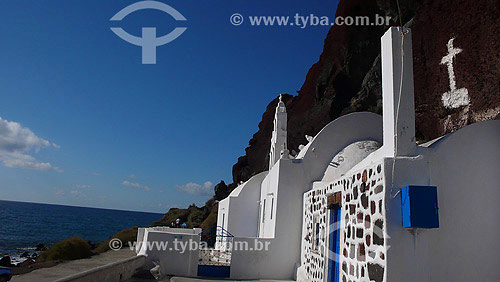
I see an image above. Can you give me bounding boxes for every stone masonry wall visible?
[302,161,386,282]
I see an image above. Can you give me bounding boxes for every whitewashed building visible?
[137,27,500,281]
[218,27,500,282]
[296,27,500,282]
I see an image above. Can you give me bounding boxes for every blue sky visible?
[0,0,338,213]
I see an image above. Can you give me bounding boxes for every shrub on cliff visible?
[94,226,138,253]
[150,207,191,227]
[37,237,92,262]
[150,202,211,229]
[200,203,218,230]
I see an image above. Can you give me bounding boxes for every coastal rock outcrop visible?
[0,256,13,267]
[17,258,35,267]
[150,197,217,229]
[214,181,230,201]
[35,244,47,252]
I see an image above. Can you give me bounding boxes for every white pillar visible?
[381,27,416,157]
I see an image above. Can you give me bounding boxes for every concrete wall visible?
[217,172,267,238]
[385,120,500,282]
[228,158,309,279]
[137,230,199,277]
[230,236,298,280]
[54,255,146,282]
[217,199,230,234]
[258,162,282,238]
[229,158,311,280]
[136,227,201,254]
[136,228,145,253]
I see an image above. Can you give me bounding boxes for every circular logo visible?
[230,13,244,26]
[109,238,123,251]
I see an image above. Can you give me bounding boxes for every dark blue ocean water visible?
[0,200,162,260]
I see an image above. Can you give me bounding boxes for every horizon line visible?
[0,199,165,215]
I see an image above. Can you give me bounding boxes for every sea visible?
[0,200,163,264]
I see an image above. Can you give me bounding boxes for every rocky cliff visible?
[232,0,500,184]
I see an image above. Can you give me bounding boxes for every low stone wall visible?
[53,255,146,282]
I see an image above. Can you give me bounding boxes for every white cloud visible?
[122,180,151,191]
[75,184,91,189]
[54,189,87,198]
[54,189,65,195]
[128,174,136,178]
[176,181,213,196]
[0,117,59,171]
[91,172,101,176]
[70,190,86,198]
[0,153,52,170]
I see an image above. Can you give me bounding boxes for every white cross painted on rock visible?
[440,38,469,109]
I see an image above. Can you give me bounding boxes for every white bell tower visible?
[269,94,288,169]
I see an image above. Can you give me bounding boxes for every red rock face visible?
[412,0,500,138]
[231,0,500,184]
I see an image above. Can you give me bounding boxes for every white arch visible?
[297,112,383,183]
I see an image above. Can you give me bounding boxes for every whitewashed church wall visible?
[230,236,298,280]
[384,120,500,282]
[258,162,280,238]
[216,198,230,243]
[220,172,267,238]
[297,112,383,183]
[301,161,387,282]
[321,141,381,182]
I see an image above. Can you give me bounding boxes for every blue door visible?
[328,206,341,282]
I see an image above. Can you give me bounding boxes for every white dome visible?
[321,140,381,182]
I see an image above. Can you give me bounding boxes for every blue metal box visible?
[401,185,439,228]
